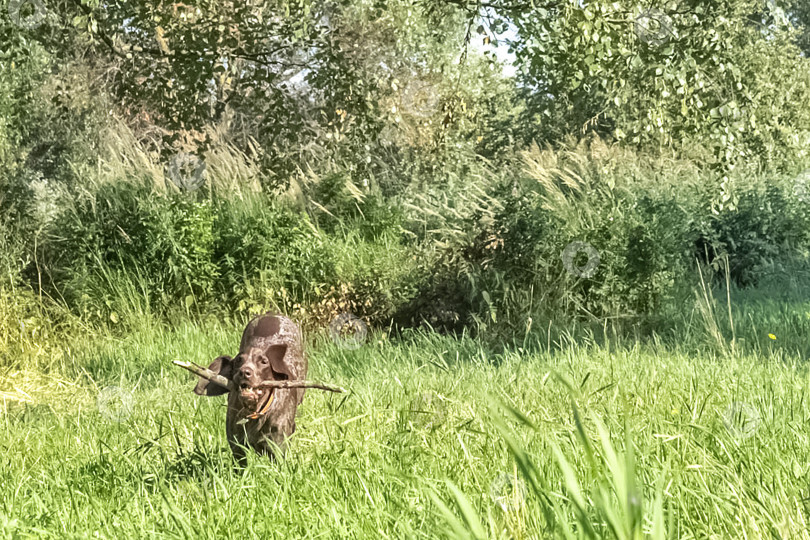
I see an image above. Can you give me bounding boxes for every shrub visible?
[40,179,218,320]
[301,228,420,327]
[395,139,807,338]
[212,195,337,315]
[694,179,810,287]
[302,170,403,241]
[0,170,36,287]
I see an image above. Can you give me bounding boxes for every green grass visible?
[3,294,810,539]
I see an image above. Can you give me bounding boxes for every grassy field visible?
[4,1,810,536]
[2,286,810,539]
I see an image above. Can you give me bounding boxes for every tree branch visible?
[173,360,346,393]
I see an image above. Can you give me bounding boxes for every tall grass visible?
[3,304,810,537]
[5,120,810,339]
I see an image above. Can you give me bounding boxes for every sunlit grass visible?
[2,297,810,538]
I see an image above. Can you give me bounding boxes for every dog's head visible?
[193,343,293,409]
[193,313,306,418]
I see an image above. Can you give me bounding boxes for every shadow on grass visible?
[72,439,237,499]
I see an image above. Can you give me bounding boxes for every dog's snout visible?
[240,366,254,379]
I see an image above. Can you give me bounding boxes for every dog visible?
[193,313,307,464]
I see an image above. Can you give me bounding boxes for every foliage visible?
[456,0,810,170]
[9,0,502,190]
[212,194,337,315]
[395,138,810,338]
[2,0,810,336]
[695,178,810,287]
[785,0,810,54]
[38,179,218,321]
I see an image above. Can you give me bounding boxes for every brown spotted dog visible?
[193,313,307,464]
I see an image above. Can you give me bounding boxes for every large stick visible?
[173,360,234,391]
[256,380,346,393]
[173,360,346,393]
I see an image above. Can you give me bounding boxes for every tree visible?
[0,0,510,187]
[438,0,810,170]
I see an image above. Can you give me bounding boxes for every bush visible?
[212,195,338,315]
[12,126,810,341]
[40,179,218,320]
[395,139,810,338]
[0,170,35,288]
[695,179,810,287]
[399,183,695,335]
[301,228,420,327]
[303,170,403,241]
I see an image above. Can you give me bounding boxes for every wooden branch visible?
[256,380,346,393]
[173,360,346,393]
[173,360,235,391]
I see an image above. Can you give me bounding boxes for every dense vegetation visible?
[2,0,810,537]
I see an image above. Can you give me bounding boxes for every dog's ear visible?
[264,344,292,379]
[193,355,233,396]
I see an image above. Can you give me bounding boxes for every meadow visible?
[4,1,810,536]
[3,282,810,539]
